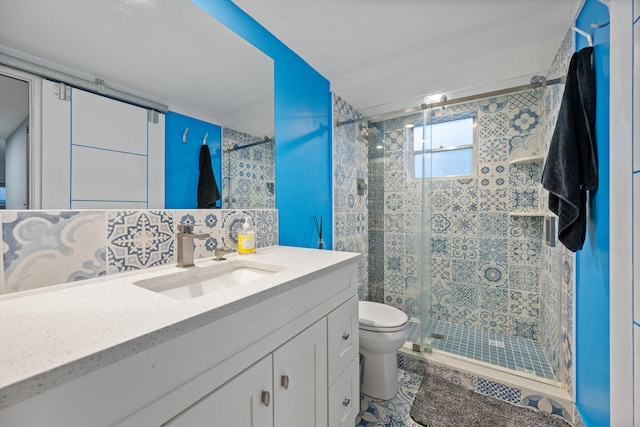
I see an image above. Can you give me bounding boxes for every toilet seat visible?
[359,301,408,332]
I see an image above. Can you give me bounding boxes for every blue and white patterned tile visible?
[509,316,540,341]
[2,211,106,293]
[508,238,541,265]
[479,262,508,288]
[385,213,405,234]
[451,281,480,309]
[508,108,540,136]
[383,170,405,192]
[479,164,508,188]
[384,292,405,311]
[520,393,573,424]
[451,186,478,212]
[107,210,174,273]
[432,279,453,305]
[356,369,423,427]
[508,215,542,239]
[509,162,542,187]
[424,361,477,391]
[478,188,508,212]
[451,236,478,261]
[476,378,521,404]
[478,96,508,114]
[451,259,478,285]
[479,287,509,313]
[509,134,542,159]
[429,213,452,235]
[508,265,540,291]
[431,190,452,212]
[431,236,450,259]
[510,290,541,318]
[432,258,451,281]
[509,90,538,110]
[450,212,477,236]
[478,237,508,263]
[478,138,508,163]
[508,188,540,213]
[479,213,509,236]
[478,112,508,139]
[451,305,480,326]
[253,209,278,248]
[478,310,509,334]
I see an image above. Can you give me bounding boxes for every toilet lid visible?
[359,301,408,329]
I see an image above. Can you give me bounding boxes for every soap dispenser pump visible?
[238,216,255,255]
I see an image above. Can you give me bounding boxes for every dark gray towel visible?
[197,144,221,208]
[541,47,597,252]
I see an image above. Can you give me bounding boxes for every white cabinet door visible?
[273,319,328,427]
[164,355,273,427]
[327,296,359,385]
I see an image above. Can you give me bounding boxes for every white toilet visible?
[358,301,409,400]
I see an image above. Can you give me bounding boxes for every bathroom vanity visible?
[0,246,360,427]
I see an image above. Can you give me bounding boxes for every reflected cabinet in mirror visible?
[0,0,274,210]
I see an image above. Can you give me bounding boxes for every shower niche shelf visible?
[508,155,544,165]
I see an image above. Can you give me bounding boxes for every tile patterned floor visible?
[407,318,556,380]
[356,369,423,427]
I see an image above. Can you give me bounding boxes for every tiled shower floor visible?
[406,318,556,380]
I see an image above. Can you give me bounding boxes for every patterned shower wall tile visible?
[383,169,405,192]
[508,107,540,136]
[478,237,508,263]
[432,190,452,212]
[478,138,509,163]
[509,134,542,159]
[432,279,453,305]
[479,262,508,288]
[432,258,452,281]
[509,89,538,110]
[508,215,542,239]
[451,281,480,310]
[509,161,542,188]
[479,287,509,313]
[478,310,509,335]
[508,265,540,291]
[383,150,405,173]
[510,290,541,318]
[479,188,508,212]
[451,236,479,261]
[450,212,477,236]
[479,164,508,188]
[479,213,509,236]
[384,212,405,233]
[429,213,452,234]
[508,238,541,265]
[2,211,106,294]
[451,259,478,285]
[451,305,480,327]
[509,189,540,213]
[478,96,509,114]
[107,210,174,273]
[478,112,509,140]
[383,129,406,152]
[403,254,420,278]
[431,236,449,259]
[384,292,405,310]
[509,315,540,341]
[431,301,453,321]
[405,297,421,318]
[404,212,422,234]
[451,186,478,212]
[174,210,223,259]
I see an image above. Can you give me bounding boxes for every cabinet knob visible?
[342,398,351,407]
[281,375,289,390]
[262,390,270,407]
[342,333,350,340]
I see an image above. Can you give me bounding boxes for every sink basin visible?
[133,260,288,300]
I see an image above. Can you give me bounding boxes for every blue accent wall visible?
[165,112,222,209]
[191,0,333,249]
[574,1,610,425]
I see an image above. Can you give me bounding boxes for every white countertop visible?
[0,246,359,409]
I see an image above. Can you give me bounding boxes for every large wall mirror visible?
[0,0,274,210]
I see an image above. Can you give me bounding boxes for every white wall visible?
[609,0,635,426]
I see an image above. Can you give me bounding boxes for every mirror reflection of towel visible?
[541,47,597,252]
[197,144,221,208]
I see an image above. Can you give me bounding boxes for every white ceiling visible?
[233,0,583,116]
[0,0,274,138]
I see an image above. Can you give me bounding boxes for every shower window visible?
[409,113,476,179]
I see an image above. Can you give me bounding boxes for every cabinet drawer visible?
[328,356,360,427]
[328,296,359,385]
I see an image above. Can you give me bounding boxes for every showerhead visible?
[358,123,379,140]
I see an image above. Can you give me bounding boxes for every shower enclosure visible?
[363,76,567,386]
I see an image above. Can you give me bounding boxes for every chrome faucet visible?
[214,247,234,261]
[176,224,210,268]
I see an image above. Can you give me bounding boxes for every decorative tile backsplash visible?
[0,209,278,294]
